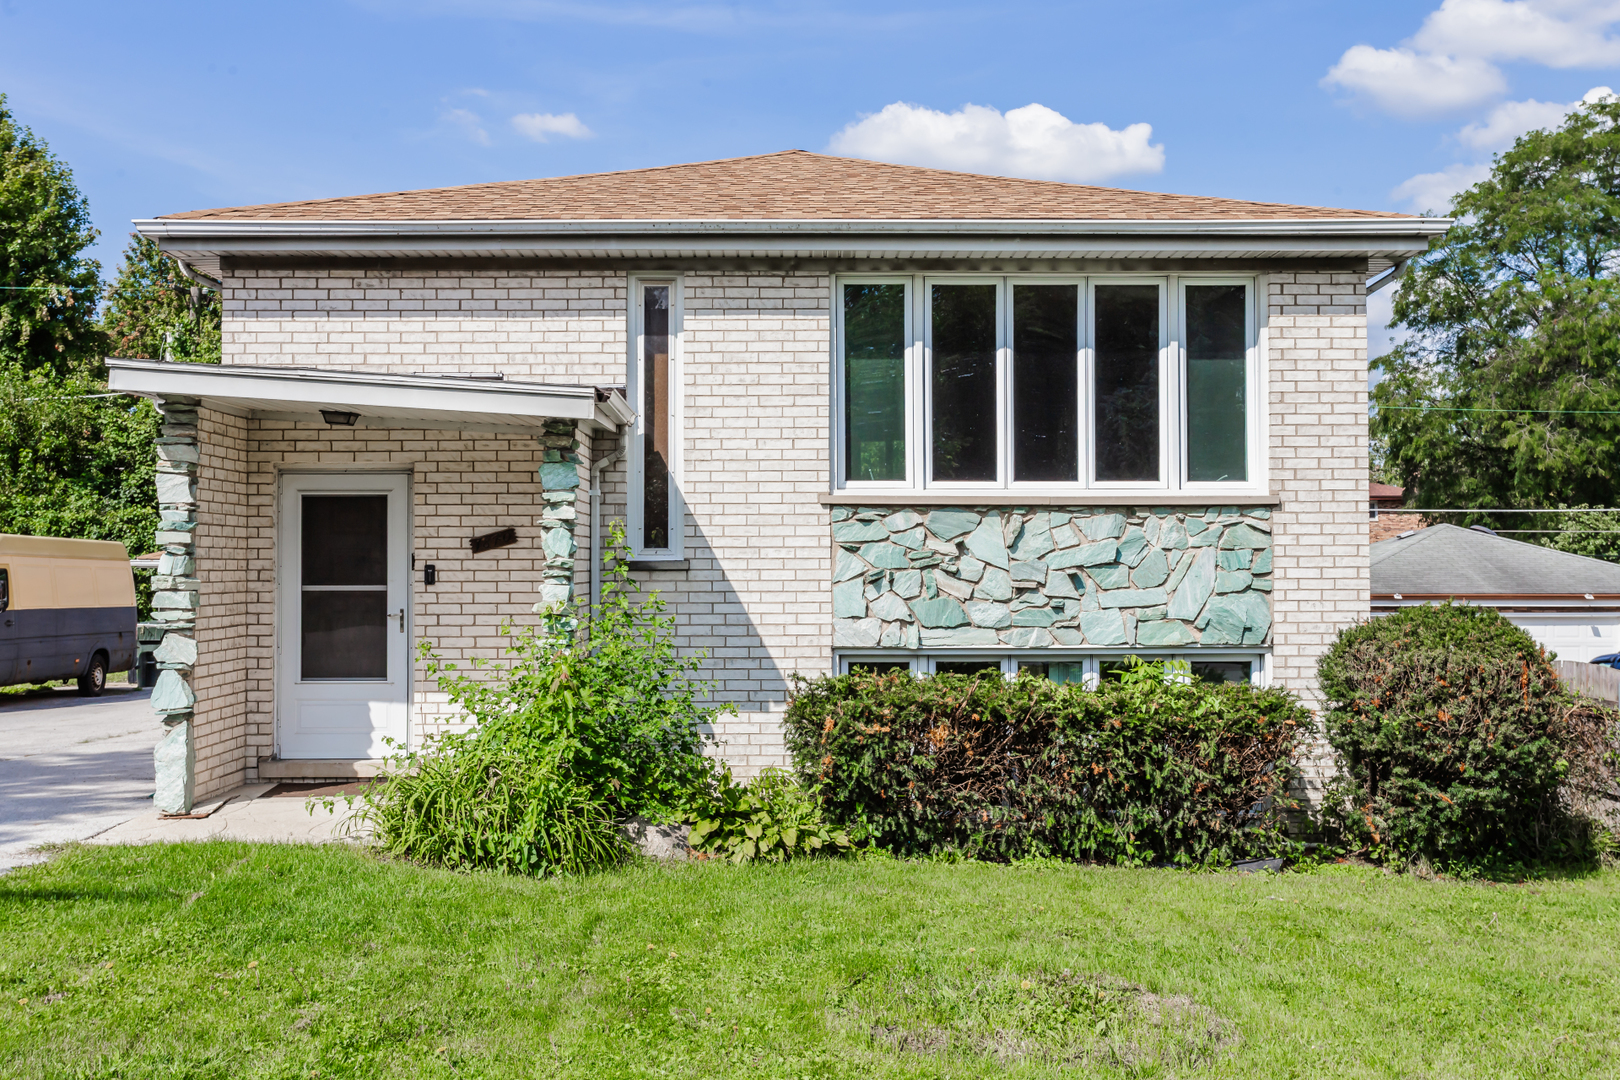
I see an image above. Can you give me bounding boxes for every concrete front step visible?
[257,758,386,780]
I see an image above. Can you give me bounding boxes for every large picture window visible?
[835,275,1258,493]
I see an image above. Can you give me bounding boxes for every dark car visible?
[1589,653,1620,670]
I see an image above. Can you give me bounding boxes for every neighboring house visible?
[105,150,1445,812]
[1369,481,1424,542]
[1372,523,1620,661]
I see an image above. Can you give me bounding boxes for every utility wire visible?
[1390,508,1620,514]
[1379,404,1620,416]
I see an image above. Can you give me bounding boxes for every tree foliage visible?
[100,233,220,365]
[1372,97,1620,534]
[0,94,102,374]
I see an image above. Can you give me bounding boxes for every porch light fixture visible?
[320,409,360,426]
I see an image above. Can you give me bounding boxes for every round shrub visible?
[1318,603,1616,868]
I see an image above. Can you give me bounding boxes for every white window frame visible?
[627,275,685,560]
[1087,276,1170,491]
[1177,277,1261,492]
[923,275,1007,488]
[833,276,916,489]
[1007,275,1087,492]
[830,273,1266,499]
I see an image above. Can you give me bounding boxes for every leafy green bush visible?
[689,767,851,863]
[354,733,628,876]
[1318,604,1618,868]
[353,529,726,875]
[782,660,1310,866]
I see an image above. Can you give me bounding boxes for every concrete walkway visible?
[89,782,360,847]
[0,685,157,871]
[1,685,359,871]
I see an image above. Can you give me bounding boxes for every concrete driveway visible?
[0,684,154,871]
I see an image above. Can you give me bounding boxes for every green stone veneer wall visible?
[830,506,1273,650]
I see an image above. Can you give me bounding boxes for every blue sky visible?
[3,0,1618,350]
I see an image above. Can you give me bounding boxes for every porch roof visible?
[106,359,633,433]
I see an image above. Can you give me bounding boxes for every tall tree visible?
[0,96,161,618]
[101,233,220,364]
[0,94,102,373]
[1372,97,1620,535]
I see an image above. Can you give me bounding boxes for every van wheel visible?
[77,653,108,697]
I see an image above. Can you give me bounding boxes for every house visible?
[1369,481,1424,542]
[105,150,1446,813]
[1372,523,1620,661]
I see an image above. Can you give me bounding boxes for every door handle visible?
[394,609,405,633]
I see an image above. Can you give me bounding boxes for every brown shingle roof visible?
[159,150,1414,223]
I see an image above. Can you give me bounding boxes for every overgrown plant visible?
[353,526,727,875]
[783,659,1310,866]
[689,767,852,863]
[1319,603,1618,870]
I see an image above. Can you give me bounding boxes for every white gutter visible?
[135,216,1452,240]
[589,440,626,610]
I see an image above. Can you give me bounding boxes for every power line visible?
[1391,508,1620,514]
[1379,404,1620,416]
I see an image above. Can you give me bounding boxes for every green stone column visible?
[150,396,201,814]
[534,419,582,635]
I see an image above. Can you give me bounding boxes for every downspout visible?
[590,435,626,610]
[1366,256,1411,295]
[170,256,223,291]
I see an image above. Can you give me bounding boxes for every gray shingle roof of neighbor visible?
[1371,524,1620,596]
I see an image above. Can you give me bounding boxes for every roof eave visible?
[106,358,633,431]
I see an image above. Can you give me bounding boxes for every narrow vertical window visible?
[1013,284,1079,482]
[930,283,998,482]
[642,284,671,550]
[1093,284,1160,482]
[1185,284,1248,482]
[843,283,906,482]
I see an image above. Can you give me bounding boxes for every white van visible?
[0,535,138,696]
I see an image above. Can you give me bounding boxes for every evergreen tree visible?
[1373,97,1620,543]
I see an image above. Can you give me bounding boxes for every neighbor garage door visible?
[1505,614,1620,663]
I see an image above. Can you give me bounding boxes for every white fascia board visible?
[107,358,629,429]
[133,216,1450,261]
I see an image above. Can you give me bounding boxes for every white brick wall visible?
[203,265,1366,784]
[1264,270,1371,801]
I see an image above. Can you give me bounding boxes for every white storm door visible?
[277,473,410,759]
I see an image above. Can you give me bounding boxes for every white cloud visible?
[826,102,1164,184]
[442,107,491,145]
[1391,162,1492,214]
[1322,45,1506,117]
[1412,0,1620,68]
[1456,85,1615,149]
[510,112,593,142]
[1323,1,1620,118]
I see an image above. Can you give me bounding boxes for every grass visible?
[2,845,1618,1079]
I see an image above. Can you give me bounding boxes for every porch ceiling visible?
[106,359,633,433]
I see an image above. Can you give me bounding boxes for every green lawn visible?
[3,845,1617,1079]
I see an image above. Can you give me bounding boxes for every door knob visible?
[394,609,405,633]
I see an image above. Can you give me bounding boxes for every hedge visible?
[782,661,1311,866]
